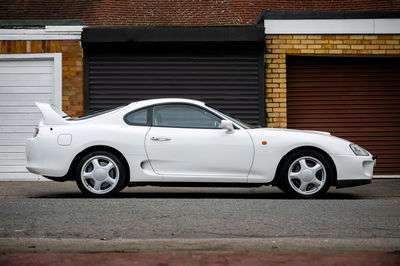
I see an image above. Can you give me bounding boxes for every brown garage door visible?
[287,56,400,175]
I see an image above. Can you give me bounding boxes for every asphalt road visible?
[0,180,399,254]
[0,180,400,256]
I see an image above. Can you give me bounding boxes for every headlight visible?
[350,144,369,156]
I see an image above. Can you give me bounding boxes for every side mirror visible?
[221,120,234,134]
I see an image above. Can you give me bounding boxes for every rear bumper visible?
[26,134,70,177]
[26,137,44,175]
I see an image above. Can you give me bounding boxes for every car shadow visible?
[37,191,358,199]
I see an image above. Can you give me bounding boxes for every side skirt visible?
[127,182,269,188]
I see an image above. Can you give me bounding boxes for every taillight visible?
[33,127,39,137]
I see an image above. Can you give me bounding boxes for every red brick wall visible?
[0,40,83,116]
[1,0,399,25]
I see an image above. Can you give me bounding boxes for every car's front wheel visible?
[278,150,333,198]
[76,151,127,197]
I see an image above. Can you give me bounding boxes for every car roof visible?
[130,98,206,109]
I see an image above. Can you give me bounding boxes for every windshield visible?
[206,105,255,129]
[67,105,127,120]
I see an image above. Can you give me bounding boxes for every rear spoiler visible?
[36,102,69,125]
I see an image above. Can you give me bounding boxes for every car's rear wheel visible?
[76,151,127,197]
[278,150,333,198]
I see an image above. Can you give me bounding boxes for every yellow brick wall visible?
[0,40,83,116]
[265,34,400,128]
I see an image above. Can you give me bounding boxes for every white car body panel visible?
[145,126,253,181]
[26,98,375,187]
[246,128,374,183]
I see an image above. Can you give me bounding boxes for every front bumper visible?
[331,153,376,188]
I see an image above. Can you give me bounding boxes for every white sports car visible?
[26,98,376,198]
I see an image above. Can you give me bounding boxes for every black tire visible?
[75,150,127,197]
[278,149,333,198]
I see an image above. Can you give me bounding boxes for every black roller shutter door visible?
[85,43,263,125]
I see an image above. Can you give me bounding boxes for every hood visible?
[289,129,331,136]
[251,127,331,136]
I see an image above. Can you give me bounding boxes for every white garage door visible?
[0,55,61,180]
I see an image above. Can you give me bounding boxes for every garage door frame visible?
[0,53,62,181]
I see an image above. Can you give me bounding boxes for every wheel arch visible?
[273,146,337,186]
[65,145,131,185]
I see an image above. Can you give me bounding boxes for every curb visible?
[1,237,400,254]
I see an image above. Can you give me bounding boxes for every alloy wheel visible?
[80,155,120,195]
[287,156,326,196]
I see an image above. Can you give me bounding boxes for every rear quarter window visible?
[124,108,150,126]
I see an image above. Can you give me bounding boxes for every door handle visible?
[151,137,171,141]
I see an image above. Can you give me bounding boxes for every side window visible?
[125,108,149,126]
[153,104,221,129]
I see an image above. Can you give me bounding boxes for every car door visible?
[145,104,254,182]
